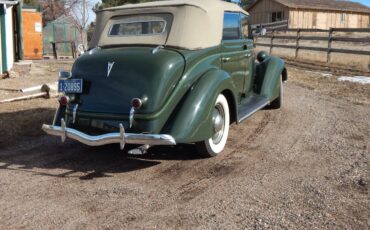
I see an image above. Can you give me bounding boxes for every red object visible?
[131,98,142,109]
[59,96,69,106]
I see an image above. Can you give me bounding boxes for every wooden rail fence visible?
[254,28,370,63]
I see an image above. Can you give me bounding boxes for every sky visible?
[88,0,100,23]
[350,0,370,7]
[87,0,370,23]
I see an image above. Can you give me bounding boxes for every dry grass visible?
[287,67,370,106]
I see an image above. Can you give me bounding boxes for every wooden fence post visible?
[327,28,333,63]
[270,30,275,54]
[51,42,58,60]
[295,29,301,59]
[71,42,76,59]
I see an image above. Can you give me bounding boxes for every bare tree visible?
[68,0,93,49]
[39,0,80,25]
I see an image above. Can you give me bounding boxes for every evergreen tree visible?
[23,0,42,11]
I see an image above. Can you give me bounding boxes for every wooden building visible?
[247,0,370,29]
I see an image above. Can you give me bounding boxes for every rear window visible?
[109,20,167,36]
[101,14,172,47]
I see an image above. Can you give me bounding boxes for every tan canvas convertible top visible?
[89,0,249,50]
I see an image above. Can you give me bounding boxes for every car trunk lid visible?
[72,46,185,115]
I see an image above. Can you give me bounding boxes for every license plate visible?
[58,79,83,93]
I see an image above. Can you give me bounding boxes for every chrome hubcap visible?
[212,103,225,144]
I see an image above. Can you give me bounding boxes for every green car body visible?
[43,0,287,156]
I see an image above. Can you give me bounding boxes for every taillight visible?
[131,98,142,109]
[59,96,70,106]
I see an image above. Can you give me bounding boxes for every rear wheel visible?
[268,76,283,109]
[196,94,230,157]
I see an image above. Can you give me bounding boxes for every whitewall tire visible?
[196,94,230,157]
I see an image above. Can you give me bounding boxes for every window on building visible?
[340,13,346,23]
[223,12,241,40]
[269,11,284,22]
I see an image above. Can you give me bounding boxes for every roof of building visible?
[247,0,370,14]
[90,0,248,50]
[101,0,248,14]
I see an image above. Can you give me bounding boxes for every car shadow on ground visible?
[0,108,204,180]
[0,142,203,180]
[0,108,55,148]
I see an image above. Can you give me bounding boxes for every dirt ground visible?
[0,60,369,229]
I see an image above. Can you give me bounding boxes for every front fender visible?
[255,56,285,101]
[164,69,236,144]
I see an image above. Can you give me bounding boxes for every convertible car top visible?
[90,0,249,50]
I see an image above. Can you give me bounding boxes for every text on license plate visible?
[58,79,83,93]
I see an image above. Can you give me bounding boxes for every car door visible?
[221,12,249,101]
[240,13,255,95]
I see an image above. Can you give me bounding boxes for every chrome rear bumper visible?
[42,119,176,149]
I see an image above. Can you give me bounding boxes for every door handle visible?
[222,57,231,62]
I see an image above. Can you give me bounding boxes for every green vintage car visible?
[42,0,287,157]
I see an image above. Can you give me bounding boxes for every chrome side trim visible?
[42,122,176,148]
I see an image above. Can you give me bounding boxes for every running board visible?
[237,96,270,123]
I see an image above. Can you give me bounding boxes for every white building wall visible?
[5,5,14,70]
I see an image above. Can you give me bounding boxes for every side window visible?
[241,14,249,39]
[223,12,241,40]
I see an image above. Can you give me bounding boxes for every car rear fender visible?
[164,69,237,144]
